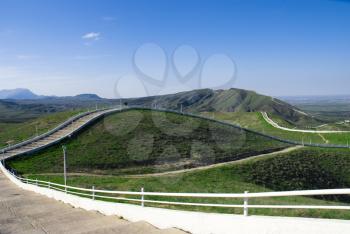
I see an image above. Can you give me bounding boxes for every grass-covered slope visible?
[0,110,81,148]
[26,147,350,219]
[127,88,323,126]
[8,109,290,175]
[236,147,350,196]
[0,99,82,123]
[201,111,350,145]
[0,100,45,122]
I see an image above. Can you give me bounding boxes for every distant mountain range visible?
[0,88,102,101]
[279,95,350,121]
[0,88,322,125]
[279,95,350,105]
[0,88,41,100]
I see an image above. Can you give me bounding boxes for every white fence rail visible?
[2,106,350,218]
[1,106,349,161]
[0,107,123,160]
[3,165,350,216]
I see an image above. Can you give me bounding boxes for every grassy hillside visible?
[0,99,85,123]
[23,147,350,219]
[2,88,325,127]
[8,109,290,175]
[236,147,350,197]
[0,110,82,148]
[127,88,323,127]
[6,108,350,219]
[0,100,45,122]
[201,111,350,145]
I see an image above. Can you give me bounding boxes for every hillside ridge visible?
[127,88,320,125]
[1,87,322,125]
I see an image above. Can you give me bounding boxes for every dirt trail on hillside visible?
[30,146,303,179]
[317,133,329,144]
[122,146,303,178]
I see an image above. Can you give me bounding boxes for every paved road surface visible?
[0,171,184,234]
[1,109,119,161]
[261,112,350,133]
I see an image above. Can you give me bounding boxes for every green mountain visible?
[0,99,80,122]
[0,100,50,122]
[1,87,322,126]
[127,88,321,126]
[8,109,290,175]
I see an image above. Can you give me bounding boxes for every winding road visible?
[1,108,121,161]
[1,108,350,234]
[0,107,185,233]
[261,112,350,134]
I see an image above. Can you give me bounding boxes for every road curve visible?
[2,107,349,164]
[261,112,350,134]
[1,108,122,161]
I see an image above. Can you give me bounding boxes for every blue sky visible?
[0,0,349,98]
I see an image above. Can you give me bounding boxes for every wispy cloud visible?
[16,54,39,60]
[82,32,101,41]
[0,29,14,37]
[0,66,23,79]
[73,54,112,60]
[102,16,115,21]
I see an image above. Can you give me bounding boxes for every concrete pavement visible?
[0,171,185,234]
[1,108,121,161]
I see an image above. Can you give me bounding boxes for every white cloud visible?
[82,32,101,41]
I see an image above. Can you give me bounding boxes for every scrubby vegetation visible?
[0,110,81,148]
[24,147,350,219]
[201,111,350,145]
[5,107,350,220]
[235,147,350,202]
[237,147,350,190]
[8,109,290,175]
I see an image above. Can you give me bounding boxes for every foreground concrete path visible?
[0,171,184,234]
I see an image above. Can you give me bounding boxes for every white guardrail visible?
[1,106,350,218]
[1,107,116,155]
[2,163,350,216]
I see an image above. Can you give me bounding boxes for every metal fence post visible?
[141,187,144,207]
[36,179,38,186]
[92,186,95,200]
[62,146,67,193]
[244,191,249,217]
[48,182,51,189]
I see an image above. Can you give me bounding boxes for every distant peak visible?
[0,88,39,100]
[74,94,102,100]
